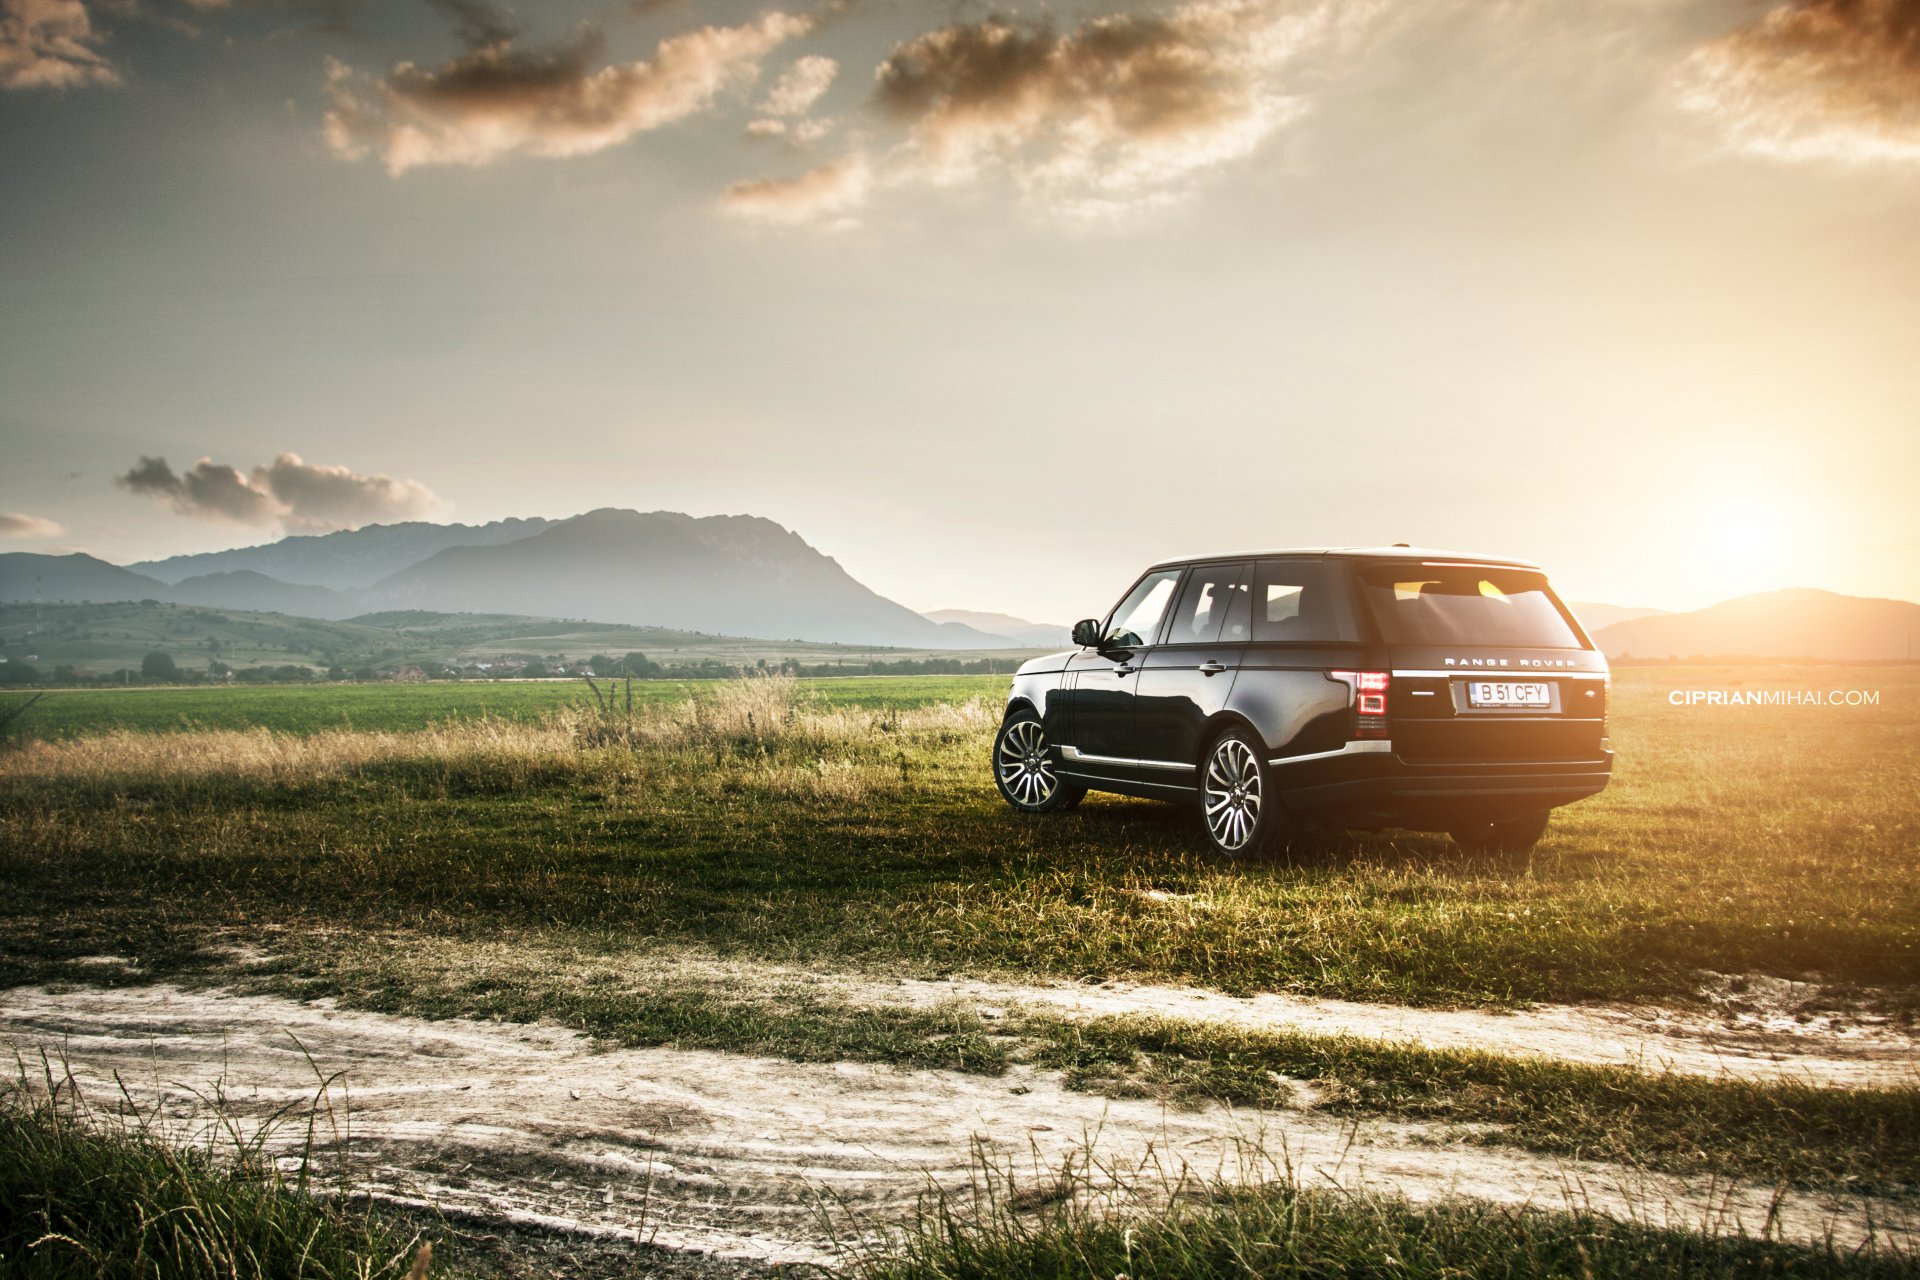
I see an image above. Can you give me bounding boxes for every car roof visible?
[1146,546,1544,571]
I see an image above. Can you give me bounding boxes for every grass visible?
[3,668,1912,1011]
[0,1070,428,1280]
[2,669,1917,1205]
[844,1156,1914,1280]
[3,674,1003,738]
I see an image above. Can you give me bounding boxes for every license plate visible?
[1467,680,1551,708]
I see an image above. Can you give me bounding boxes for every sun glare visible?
[1687,494,1794,602]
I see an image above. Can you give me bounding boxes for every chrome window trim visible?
[1391,669,1607,680]
[1058,745,1196,772]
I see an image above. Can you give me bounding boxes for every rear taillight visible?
[1330,670,1391,739]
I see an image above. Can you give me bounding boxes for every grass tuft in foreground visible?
[0,1069,428,1280]
[845,1153,1914,1280]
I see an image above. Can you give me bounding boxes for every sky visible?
[2,0,1917,623]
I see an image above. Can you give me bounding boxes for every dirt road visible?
[4,982,1913,1267]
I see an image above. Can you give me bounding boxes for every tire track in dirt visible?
[4,983,1913,1266]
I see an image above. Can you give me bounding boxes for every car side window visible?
[1103,570,1181,649]
[1165,562,1250,645]
[1252,559,1355,642]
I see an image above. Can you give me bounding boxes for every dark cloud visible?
[428,0,517,50]
[0,512,63,538]
[0,0,119,90]
[325,10,812,173]
[1685,0,1920,161]
[793,0,1347,219]
[118,453,441,532]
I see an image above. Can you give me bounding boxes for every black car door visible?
[1061,568,1181,763]
[1134,561,1251,773]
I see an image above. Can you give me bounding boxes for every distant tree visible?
[0,662,40,686]
[588,654,618,677]
[327,665,347,681]
[141,651,178,681]
[353,666,378,682]
[620,652,652,676]
[521,660,549,679]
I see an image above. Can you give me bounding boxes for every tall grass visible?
[841,1147,1914,1280]
[0,1059,429,1280]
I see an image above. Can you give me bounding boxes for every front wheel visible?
[1201,728,1288,858]
[1450,810,1551,853]
[993,710,1084,813]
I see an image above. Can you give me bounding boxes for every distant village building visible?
[390,664,428,683]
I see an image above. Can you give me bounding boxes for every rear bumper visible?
[1270,740,1612,830]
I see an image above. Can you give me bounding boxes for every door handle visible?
[1113,666,1136,677]
[1199,660,1227,676]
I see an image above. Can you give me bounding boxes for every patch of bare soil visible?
[3,984,1912,1268]
[521,946,1920,1089]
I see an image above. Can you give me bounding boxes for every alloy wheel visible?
[996,717,1058,808]
[1205,736,1262,853]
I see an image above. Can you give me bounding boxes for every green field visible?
[0,600,1047,680]
[2,674,1004,737]
[3,666,1915,1009]
[3,665,1917,1222]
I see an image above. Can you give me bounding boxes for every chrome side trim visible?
[1059,745,1197,772]
[1391,669,1606,679]
[1268,740,1393,766]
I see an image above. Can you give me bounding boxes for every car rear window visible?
[1358,564,1585,648]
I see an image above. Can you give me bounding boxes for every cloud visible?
[760,52,836,115]
[325,10,813,174]
[117,453,443,533]
[721,153,868,224]
[0,512,63,538]
[863,0,1353,215]
[0,0,119,90]
[1682,0,1920,163]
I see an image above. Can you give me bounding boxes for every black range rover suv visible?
[993,548,1612,857]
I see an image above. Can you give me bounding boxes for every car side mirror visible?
[1072,619,1101,648]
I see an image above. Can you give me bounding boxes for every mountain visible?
[0,553,171,604]
[1594,588,1920,661]
[131,518,556,589]
[365,509,1014,648]
[1565,602,1668,635]
[167,571,359,619]
[923,608,1068,649]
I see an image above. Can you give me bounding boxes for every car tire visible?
[993,708,1084,813]
[1200,726,1286,859]
[1450,810,1551,854]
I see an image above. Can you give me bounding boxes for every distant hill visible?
[1565,602,1668,635]
[167,571,359,619]
[365,509,1016,648]
[1594,588,1920,661]
[0,553,171,605]
[131,518,556,589]
[923,608,1069,649]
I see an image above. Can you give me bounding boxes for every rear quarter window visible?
[1250,559,1359,643]
[1359,564,1585,648]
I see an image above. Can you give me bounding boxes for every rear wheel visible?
[1450,810,1551,853]
[1201,727,1287,859]
[993,709,1084,813]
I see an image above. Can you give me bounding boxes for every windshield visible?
[1359,564,1585,648]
